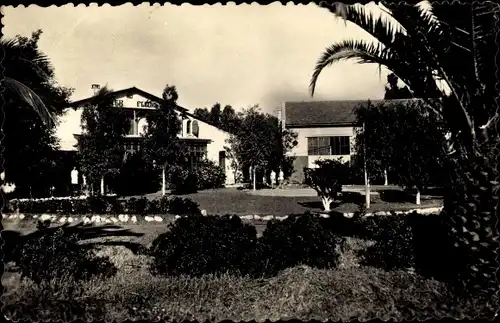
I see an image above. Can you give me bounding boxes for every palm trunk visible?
[384,169,388,186]
[415,188,421,205]
[443,149,499,300]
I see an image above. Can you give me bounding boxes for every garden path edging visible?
[2,206,444,225]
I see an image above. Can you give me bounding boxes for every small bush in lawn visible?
[257,212,346,277]
[72,198,90,215]
[146,199,161,214]
[11,221,117,284]
[108,198,125,214]
[149,215,258,277]
[124,197,149,215]
[58,199,74,214]
[359,213,415,270]
[195,159,226,190]
[86,196,111,214]
[166,196,201,215]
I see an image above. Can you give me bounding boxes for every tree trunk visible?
[322,196,333,212]
[415,188,421,205]
[162,165,166,196]
[443,150,499,302]
[252,166,256,191]
[384,169,388,186]
[100,176,105,195]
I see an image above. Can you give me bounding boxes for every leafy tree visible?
[193,107,211,122]
[355,100,448,204]
[304,158,350,212]
[384,73,412,99]
[309,1,499,301]
[221,104,241,134]
[209,103,222,127]
[225,106,297,190]
[1,30,73,197]
[78,87,129,195]
[142,85,185,196]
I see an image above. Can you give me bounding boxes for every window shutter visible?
[192,121,199,137]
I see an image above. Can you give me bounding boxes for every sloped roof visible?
[69,86,188,112]
[68,86,227,132]
[284,99,422,127]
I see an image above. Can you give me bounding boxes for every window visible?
[192,121,199,137]
[219,151,226,170]
[307,136,351,156]
[187,143,208,169]
[186,120,192,134]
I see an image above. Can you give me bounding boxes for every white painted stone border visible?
[2,206,443,224]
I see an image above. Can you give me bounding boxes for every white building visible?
[55,86,236,186]
[279,99,417,183]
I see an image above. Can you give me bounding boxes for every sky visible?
[2,2,392,115]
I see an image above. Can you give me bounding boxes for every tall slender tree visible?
[142,85,184,196]
[309,1,499,303]
[78,87,129,195]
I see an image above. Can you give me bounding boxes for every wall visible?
[182,116,236,185]
[55,108,84,151]
[288,125,357,182]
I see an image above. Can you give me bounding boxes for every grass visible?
[131,187,442,216]
[2,223,493,321]
[3,242,479,322]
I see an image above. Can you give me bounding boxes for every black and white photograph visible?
[1,1,499,321]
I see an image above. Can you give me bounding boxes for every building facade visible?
[55,86,236,187]
[280,100,381,183]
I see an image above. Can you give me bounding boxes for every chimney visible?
[91,84,101,95]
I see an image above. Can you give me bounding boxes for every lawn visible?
[131,187,443,217]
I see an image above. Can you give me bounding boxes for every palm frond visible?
[309,39,393,96]
[2,77,55,127]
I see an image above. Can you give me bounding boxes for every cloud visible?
[2,3,388,113]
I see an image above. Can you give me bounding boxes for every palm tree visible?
[309,1,499,302]
[1,37,57,127]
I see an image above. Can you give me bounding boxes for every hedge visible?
[3,195,201,216]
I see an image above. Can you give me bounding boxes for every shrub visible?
[304,158,350,211]
[110,152,160,196]
[257,213,346,277]
[166,164,198,194]
[358,214,415,270]
[124,197,149,215]
[195,159,226,190]
[166,196,201,216]
[149,215,258,277]
[72,198,90,215]
[146,198,161,214]
[11,221,117,283]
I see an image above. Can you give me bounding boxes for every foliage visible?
[257,213,346,277]
[225,105,298,185]
[354,99,448,190]
[142,85,185,192]
[304,158,350,211]
[149,215,258,277]
[6,221,120,283]
[110,151,159,196]
[310,2,500,296]
[78,86,129,193]
[166,164,198,194]
[6,195,200,215]
[195,159,226,190]
[1,30,73,198]
[193,103,241,134]
[162,196,201,216]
